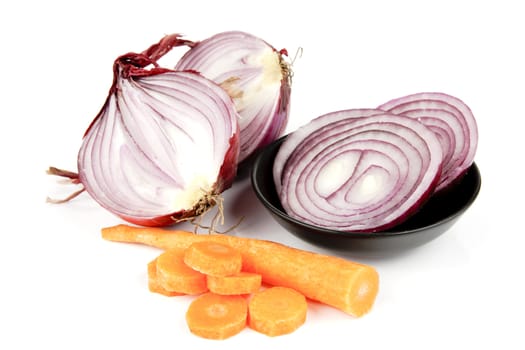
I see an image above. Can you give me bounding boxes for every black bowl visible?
[250,136,482,254]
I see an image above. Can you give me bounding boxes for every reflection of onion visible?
[273,109,443,232]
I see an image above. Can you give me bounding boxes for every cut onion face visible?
[273,108,384,195]
[273,110,444,232]
[175,31,291,163]
[378,92,478,191]
[77,43,240,227]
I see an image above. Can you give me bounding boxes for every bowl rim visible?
[250,136,482,239]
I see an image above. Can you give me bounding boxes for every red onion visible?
[74,35,240,227]
[174,31,291,162]
[273,110,444,232]
[378,92,478,191]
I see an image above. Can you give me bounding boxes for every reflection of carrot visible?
[147,259,183,297]
[248,286,307,337]
[184,241,242,277]
[186,292,248,340]
[156,249,208,295]
[207,272,262,295]
[102,225,379,317]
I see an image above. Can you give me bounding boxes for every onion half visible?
[77,37,240,227]
[175,31,292,162]
[273,110,443,232]
[378,92,478,191]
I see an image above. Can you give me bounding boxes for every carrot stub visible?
[102,224,380,317]
[248,286,307,337]
[186,292,248,340]
[184,241,242,276]
[207,272,262,295]
[147,259,184,297]
[155,249,208,295]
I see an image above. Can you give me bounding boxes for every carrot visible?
[183,241,242,277]
[207,272,262,295]
[147,259,184,297]
[102,224,380,317]
[155,249,208,295]
[248,286,307,337]
[185,292,248,340]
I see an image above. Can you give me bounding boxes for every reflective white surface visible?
[2,0,524,348]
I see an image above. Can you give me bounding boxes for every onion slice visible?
[175,31,291,162]
[77,36,240,227]
[378,92,478,191]
[273,110,443,232]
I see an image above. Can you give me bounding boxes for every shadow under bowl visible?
[250,136,482,255]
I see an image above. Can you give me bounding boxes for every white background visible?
[2,0,524,349]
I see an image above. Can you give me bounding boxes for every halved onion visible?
[175,31,291,162]
[273,110,443,232]
[77,40,240,227]
[378,92,478,191]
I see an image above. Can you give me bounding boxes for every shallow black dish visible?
[250,136,482,254]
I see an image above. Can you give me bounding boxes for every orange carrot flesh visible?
[248,286,307,337]
[155,249,208,295]
[183,241,242,277]
[147,259,184,297]
[207,272,262,295]
[102,224,379,317]
[186,292,248,340]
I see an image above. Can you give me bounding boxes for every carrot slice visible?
[102,224,380,317]
[183,241,242,277]
[155,249,208,295]
[248,286,307,337]
[147,259,184,297]
[207,272,262,295]
[186,292,248,340]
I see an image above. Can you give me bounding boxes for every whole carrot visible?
[101,224,379,317]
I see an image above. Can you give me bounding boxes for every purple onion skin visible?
[263,78,291,148]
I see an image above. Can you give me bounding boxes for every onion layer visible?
[175,31,291,162]
[273,110,444,232]
[378,92,478,191]
[77,36,240,227]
